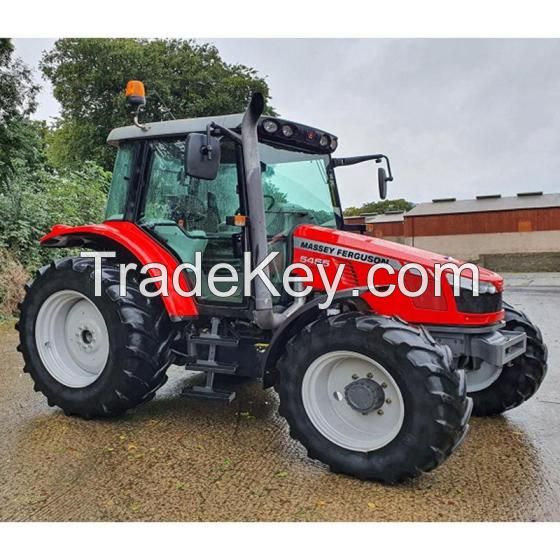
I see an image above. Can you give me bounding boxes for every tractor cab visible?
[105,86,393,309]
[107,112,349,304]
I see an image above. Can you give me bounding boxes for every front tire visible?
[17,257,176,418]
[469,302,548,416]
[275,312,471,483]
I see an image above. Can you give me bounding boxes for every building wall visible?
[344,216,365,225]
[366,221,404,238]
[405,230,560,260]
[345,205,560,266]
[404,207,560,237]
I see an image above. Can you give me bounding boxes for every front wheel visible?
[468,302,548,416]
[275,312,471,483]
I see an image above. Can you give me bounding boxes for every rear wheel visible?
[468,302,548,416]
[17,257,176,418]
[276,312,471,483]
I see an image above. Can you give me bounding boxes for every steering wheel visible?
[264,194,276,211]
[167,194,206,223]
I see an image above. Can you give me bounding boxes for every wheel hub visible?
[35,290,109,388]
[344,378,386,414]
[76,324,97,351]
[301,351,406,452]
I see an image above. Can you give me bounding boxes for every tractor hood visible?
[292,224,503,288]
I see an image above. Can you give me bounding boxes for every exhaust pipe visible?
[240,93,304,330]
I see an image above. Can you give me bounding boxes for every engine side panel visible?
[291,224,504,326]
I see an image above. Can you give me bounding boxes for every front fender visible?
[261,288,369,388]
[41,222,198,321]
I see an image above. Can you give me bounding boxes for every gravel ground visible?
[0,285,559,521]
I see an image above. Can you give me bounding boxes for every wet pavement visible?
[0,287,559,521]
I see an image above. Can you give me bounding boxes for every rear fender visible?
[40,222,198,321]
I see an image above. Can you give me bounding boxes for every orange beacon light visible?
[125,80,146,107]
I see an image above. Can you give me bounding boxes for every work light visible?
[281,124,294,138]
[262,119,278,133]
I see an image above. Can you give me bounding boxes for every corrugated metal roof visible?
[365,212,405,224]
[407,192,560,217]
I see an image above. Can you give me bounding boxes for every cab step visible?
[181,381,236,403]
[181,317,238,402]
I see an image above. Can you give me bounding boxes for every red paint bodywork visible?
[41,222,198,320]
[41,221,504,327]
[292,224,504,326]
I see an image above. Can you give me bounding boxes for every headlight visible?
[319,134,330,147]
[446,273,497,294]
[479,281,497,294]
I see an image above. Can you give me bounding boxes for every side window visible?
[142,137,241,234]
[105,143,135,220]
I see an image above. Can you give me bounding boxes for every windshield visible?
[259,143,341,236]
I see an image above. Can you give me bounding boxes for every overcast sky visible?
[13,38,560,208]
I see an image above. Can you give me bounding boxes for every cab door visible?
[139,136,246,304]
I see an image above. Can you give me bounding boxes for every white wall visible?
[404,230,560,260]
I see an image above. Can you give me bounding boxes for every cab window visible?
[105,143,136,220]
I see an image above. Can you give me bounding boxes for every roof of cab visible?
[106,113,244,146]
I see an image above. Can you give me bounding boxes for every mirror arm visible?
[209,122,242,145]
[332,154,384,167]
[200,124,214,160]
[379,155,394,182]
[332,153,394,181]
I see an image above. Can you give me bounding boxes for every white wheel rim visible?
[35,290,109,388]
[301,351,405,452]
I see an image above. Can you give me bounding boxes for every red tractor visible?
[17,84,547,483]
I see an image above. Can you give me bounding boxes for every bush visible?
[0,162,109,317]
[0,248,28,319]
[0,162,110,271]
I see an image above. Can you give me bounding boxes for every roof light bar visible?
[258,117,338,154]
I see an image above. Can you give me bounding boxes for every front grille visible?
[454,288,503,313]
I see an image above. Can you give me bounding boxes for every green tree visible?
[343,198,414,217]
[0,162,110,270]
[41,39,274,170]
[0,38,42,187]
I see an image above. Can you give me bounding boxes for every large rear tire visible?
[275,312,471,483]
[469,302,548,416]
[17,257,176,418]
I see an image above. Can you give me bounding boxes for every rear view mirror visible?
[378,167,388,200]
[184,133,221,180]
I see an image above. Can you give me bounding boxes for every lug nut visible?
[381,382,388,389]
[386,398,392,404]
[377,409,384,415]
[366,372,373,379]
[352,374,359,380]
